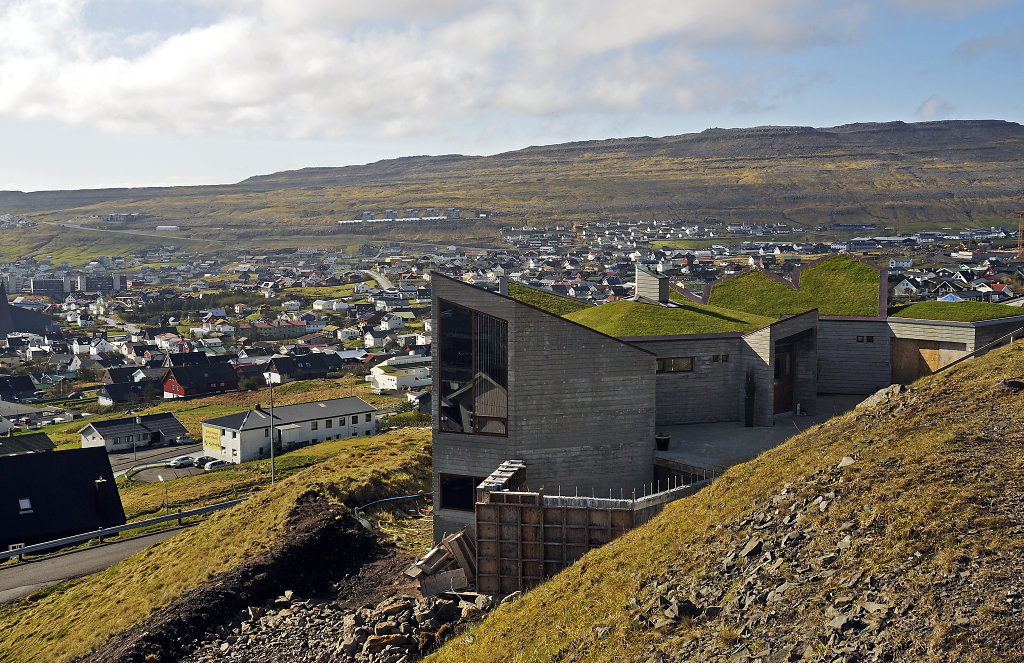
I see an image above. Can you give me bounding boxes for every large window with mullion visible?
[439,300,508,435]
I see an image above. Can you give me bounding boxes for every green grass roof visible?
[563,300,774,337]
[889,301,1024,322]
[507,282,590,316]
[708,254,881,317]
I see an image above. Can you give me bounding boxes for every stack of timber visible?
[405,527,478,596]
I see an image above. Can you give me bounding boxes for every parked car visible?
[166,455,194,468]
[192,455,216,468]
[203,460,231,471]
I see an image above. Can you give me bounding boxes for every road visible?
[363,270,393,290]
[0,527,186,603]
[108,442,204,475]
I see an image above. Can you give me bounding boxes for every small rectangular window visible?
[722,354,729,362]
[856,336,864,343]
[866,336,874,343]
[351,415,358,425]
[712,355,719,362]
[311,421,318,431]
[656,357,694,373]
[18,498,32,514]
[264,428,269,437]
[365,413,372,422]
[325,419,332,428]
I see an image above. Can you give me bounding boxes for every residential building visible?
[368,355,432,393]
[200,397,378,463]
[162,364,240,399]
[79,413,188,451]
[0,447,125,549]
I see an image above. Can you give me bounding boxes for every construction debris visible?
[406,527,477,596]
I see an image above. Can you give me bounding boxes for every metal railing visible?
[1,498,247,562]
[934,325,1024,375]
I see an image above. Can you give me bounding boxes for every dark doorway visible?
[773,347,794,413]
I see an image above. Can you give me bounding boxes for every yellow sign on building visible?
[202,425,222,450]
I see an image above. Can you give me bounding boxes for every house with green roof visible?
[428,254,1024,541]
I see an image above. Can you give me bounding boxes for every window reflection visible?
[439,300,508,435]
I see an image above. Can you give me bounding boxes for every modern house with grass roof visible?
[431,254,1024,541]
[431,269,819,539]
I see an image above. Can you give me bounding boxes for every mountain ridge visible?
[1,119,1022,243]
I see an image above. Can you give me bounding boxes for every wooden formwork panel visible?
[476,499,641,594]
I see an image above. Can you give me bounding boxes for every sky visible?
[0,0,1021,192]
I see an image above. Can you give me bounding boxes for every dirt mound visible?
[79,489,413,663]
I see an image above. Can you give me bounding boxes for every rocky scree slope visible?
[428,343,1024,663]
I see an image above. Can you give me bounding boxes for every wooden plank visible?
[420,568,468,596]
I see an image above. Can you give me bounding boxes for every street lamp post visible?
[158,474,168,515]
[269,378,276,484]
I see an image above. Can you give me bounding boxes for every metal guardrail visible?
[933,325,1024,375]
[1,498,247,562]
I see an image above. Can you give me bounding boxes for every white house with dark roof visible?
[78,413,189,452]
[199,396,378,463]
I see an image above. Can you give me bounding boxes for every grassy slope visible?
[0,427,432,663]
[564,300,773,336]
[507,282,590,316]
[428,342,1024,663]
[708,255,881,317]
[890,300,1024,322]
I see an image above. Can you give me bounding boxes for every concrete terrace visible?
[654,394,864,475]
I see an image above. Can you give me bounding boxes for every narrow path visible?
[0,527,186,603]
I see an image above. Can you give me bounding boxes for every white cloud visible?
[0,0,883,141]
[915,95,955,120]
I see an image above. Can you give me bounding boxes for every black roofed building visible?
[200,396,378,463]
[0,374,36,402]
[0,446,125,549]
[0,431,55,456]
[79,413,189,452]
[0,282,54,335]
[97,382,160,407]
[265,353,340,383]
[162,363,240,399]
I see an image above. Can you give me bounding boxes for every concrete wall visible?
[816,320,890,395]
[740,326,774,426]
[432,275,656,540]
[628,336,743,425]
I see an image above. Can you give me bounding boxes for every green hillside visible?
[427,341,1024,663]
[709,254,882,317]
[564,300,774,336]
[890,300,1024,322]
[1,121,1023,257]
[0,428,432,663]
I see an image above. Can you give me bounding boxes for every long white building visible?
[200,396,378,463]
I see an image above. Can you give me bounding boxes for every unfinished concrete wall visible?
[432,274,657,541]
[888,319,976,384]
[887,315,1024,383]
[817,320,891,394]
[974,315,1024,346]
[474,483,706,594]
[475,491,634,594]
[628,336,744,426]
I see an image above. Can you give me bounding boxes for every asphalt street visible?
[107,442,204,475]
[0,527,186,603]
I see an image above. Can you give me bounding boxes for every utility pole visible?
[269,378,276,484]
